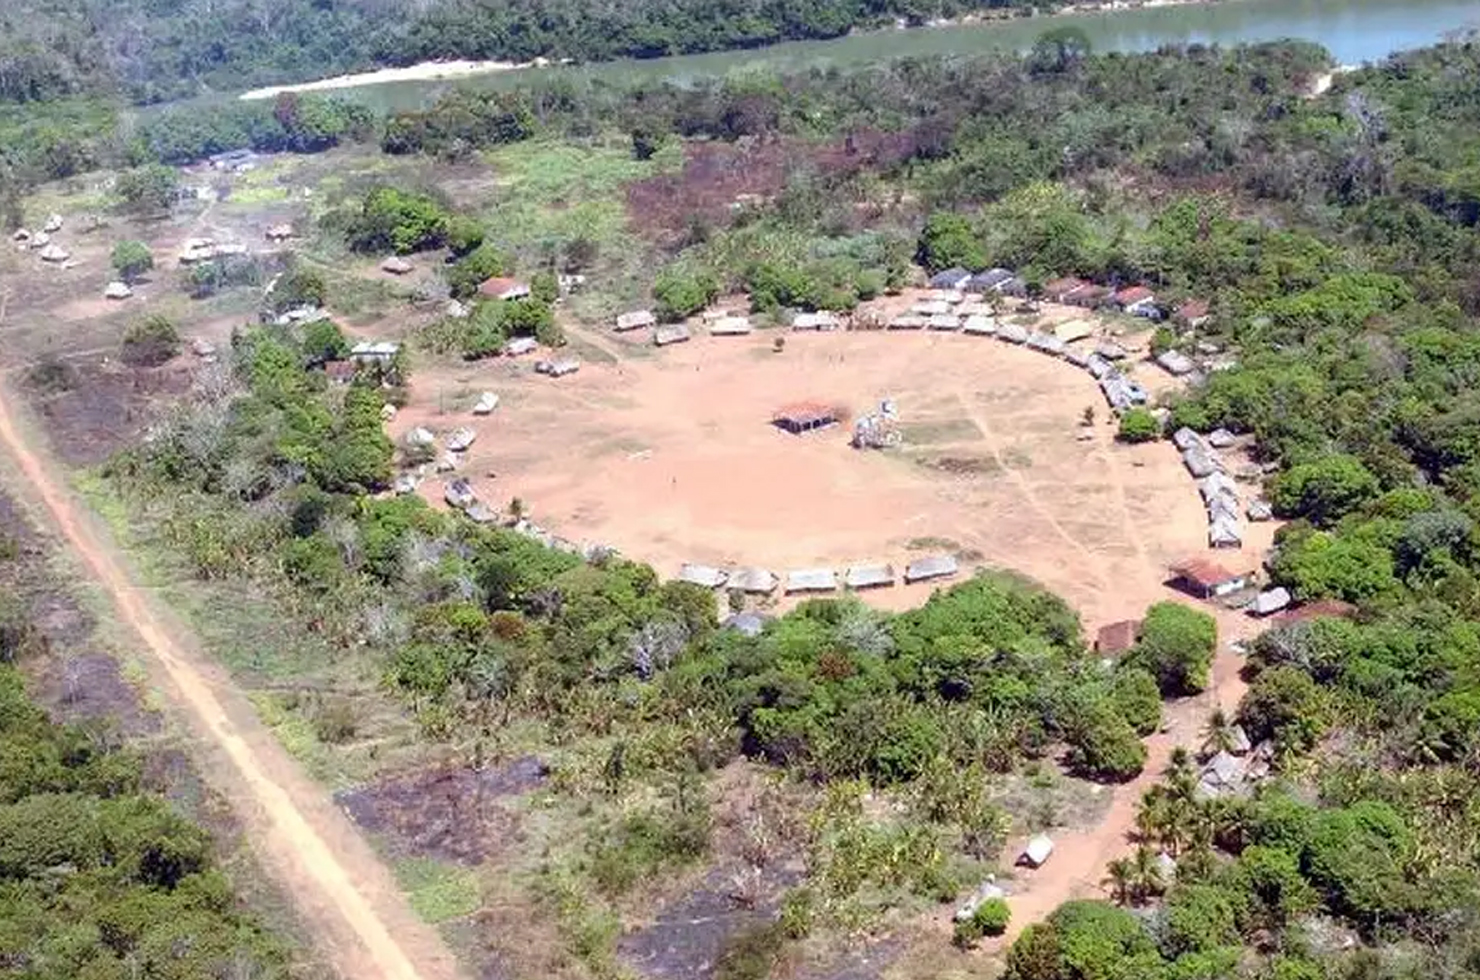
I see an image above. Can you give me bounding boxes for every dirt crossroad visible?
[0,384,463,980]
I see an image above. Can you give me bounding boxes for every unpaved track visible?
[0,384,464,980]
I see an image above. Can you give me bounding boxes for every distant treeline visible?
[0,0,1051,107]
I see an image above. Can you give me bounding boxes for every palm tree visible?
[1201,708,1238,759]
[1130,845,1166,903]
[1103,857,1135,906]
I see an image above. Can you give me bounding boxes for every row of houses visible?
[614,308,757,342]
[677,555,960,596]
[927,266,1028,297]
[1171,427,1276,550]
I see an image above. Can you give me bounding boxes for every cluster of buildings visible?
[873,286,1152,415]
[613,307,757,342]
[1171,426,1274,551]
[676,554,960,598]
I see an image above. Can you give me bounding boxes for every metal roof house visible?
[772,402,838,434]
[1044,277,1091,302]
[678,563,728,588]
[1170,558,1249,598]
[962,315,995,335]
[615,310,656,332]
[928,267,972,290]
[503,336,538,357]
[1020,834,1054,868]
[792,311,841,331]
[1055,320,1094,344]
[904,555,959,584]
[787,568,839,594]
[654,324,691,347]
[927,313,962,331]
[997,323,1029,344]
[1027,332,1066,356]
[1112,285,1160,318]
[1182,447,1219,479]
[1197,472,1239,503]
[728,567,778,594]
[912,299,953,317]
[888,314,927,330]
[843,563,896,589]
[964,268,1015,293]
[1171,427,1203,452]
[710,316,752,336]
[349,340,399,363]
[1157,350,1197,376]
[478,277,532,300]
[1247,499,1274,522]
[1208,428,1237,449]
[446,427,477,452]
[1209,513,1243,549]
[1096,340,1129,360]
[1101,374,1147,411]
[444,478,476,509]
[1250,587,1292,616]
[1067,284,1110,308]
[1086,354,1112,379]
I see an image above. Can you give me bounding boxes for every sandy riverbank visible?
[239,59,537,100]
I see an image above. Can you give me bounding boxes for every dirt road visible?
[0,384,464,980]
[987,603,1259,944]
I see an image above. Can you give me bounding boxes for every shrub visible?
[956,897,1011,946]
[654,267,719,322]
[347,186,451,254]
[444,216,485,257]
[116,164,179,212]
[1126,602,1216,696]
[531,270,560,304]
[1117,407,1160,443]
[446,242,511,298]
[121,315,181,367]
[917,211,985,273]
[110,240,153,282]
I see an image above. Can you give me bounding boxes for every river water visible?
[342,0,1480,111]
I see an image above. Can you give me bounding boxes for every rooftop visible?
[1171,557,1246,589]
[773,401,838,429]
[904,555,959,583]
[678,563,728,588]
[844,563,896,589]
[787,568,838,593]
[478,276,531,299]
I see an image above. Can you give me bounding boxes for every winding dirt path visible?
[0,384,464,980]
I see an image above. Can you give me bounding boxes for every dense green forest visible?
[0,613,290,977]
[24,23,1480,980]
[0,0,1051,105]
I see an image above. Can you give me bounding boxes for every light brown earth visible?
[390,294,1278,945]
[396,299,1273,628]
[0,377,466,980]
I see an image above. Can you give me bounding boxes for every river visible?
[328,0,1480,112]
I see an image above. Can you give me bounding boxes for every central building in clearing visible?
[772,401,839,435]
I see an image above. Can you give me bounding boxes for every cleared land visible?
[398,311,1272,629]
[0,380,465,980]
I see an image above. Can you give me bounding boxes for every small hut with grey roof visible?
[843,563,895,590]
[727,567,778,595]
[786,568,838,594]
[904,555,959,584]
[678,563,728,588]
[615,310,656,332]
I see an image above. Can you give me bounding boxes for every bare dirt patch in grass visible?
[394,316,1261,627]
[336,755,550,865]
[25,356,194,465]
